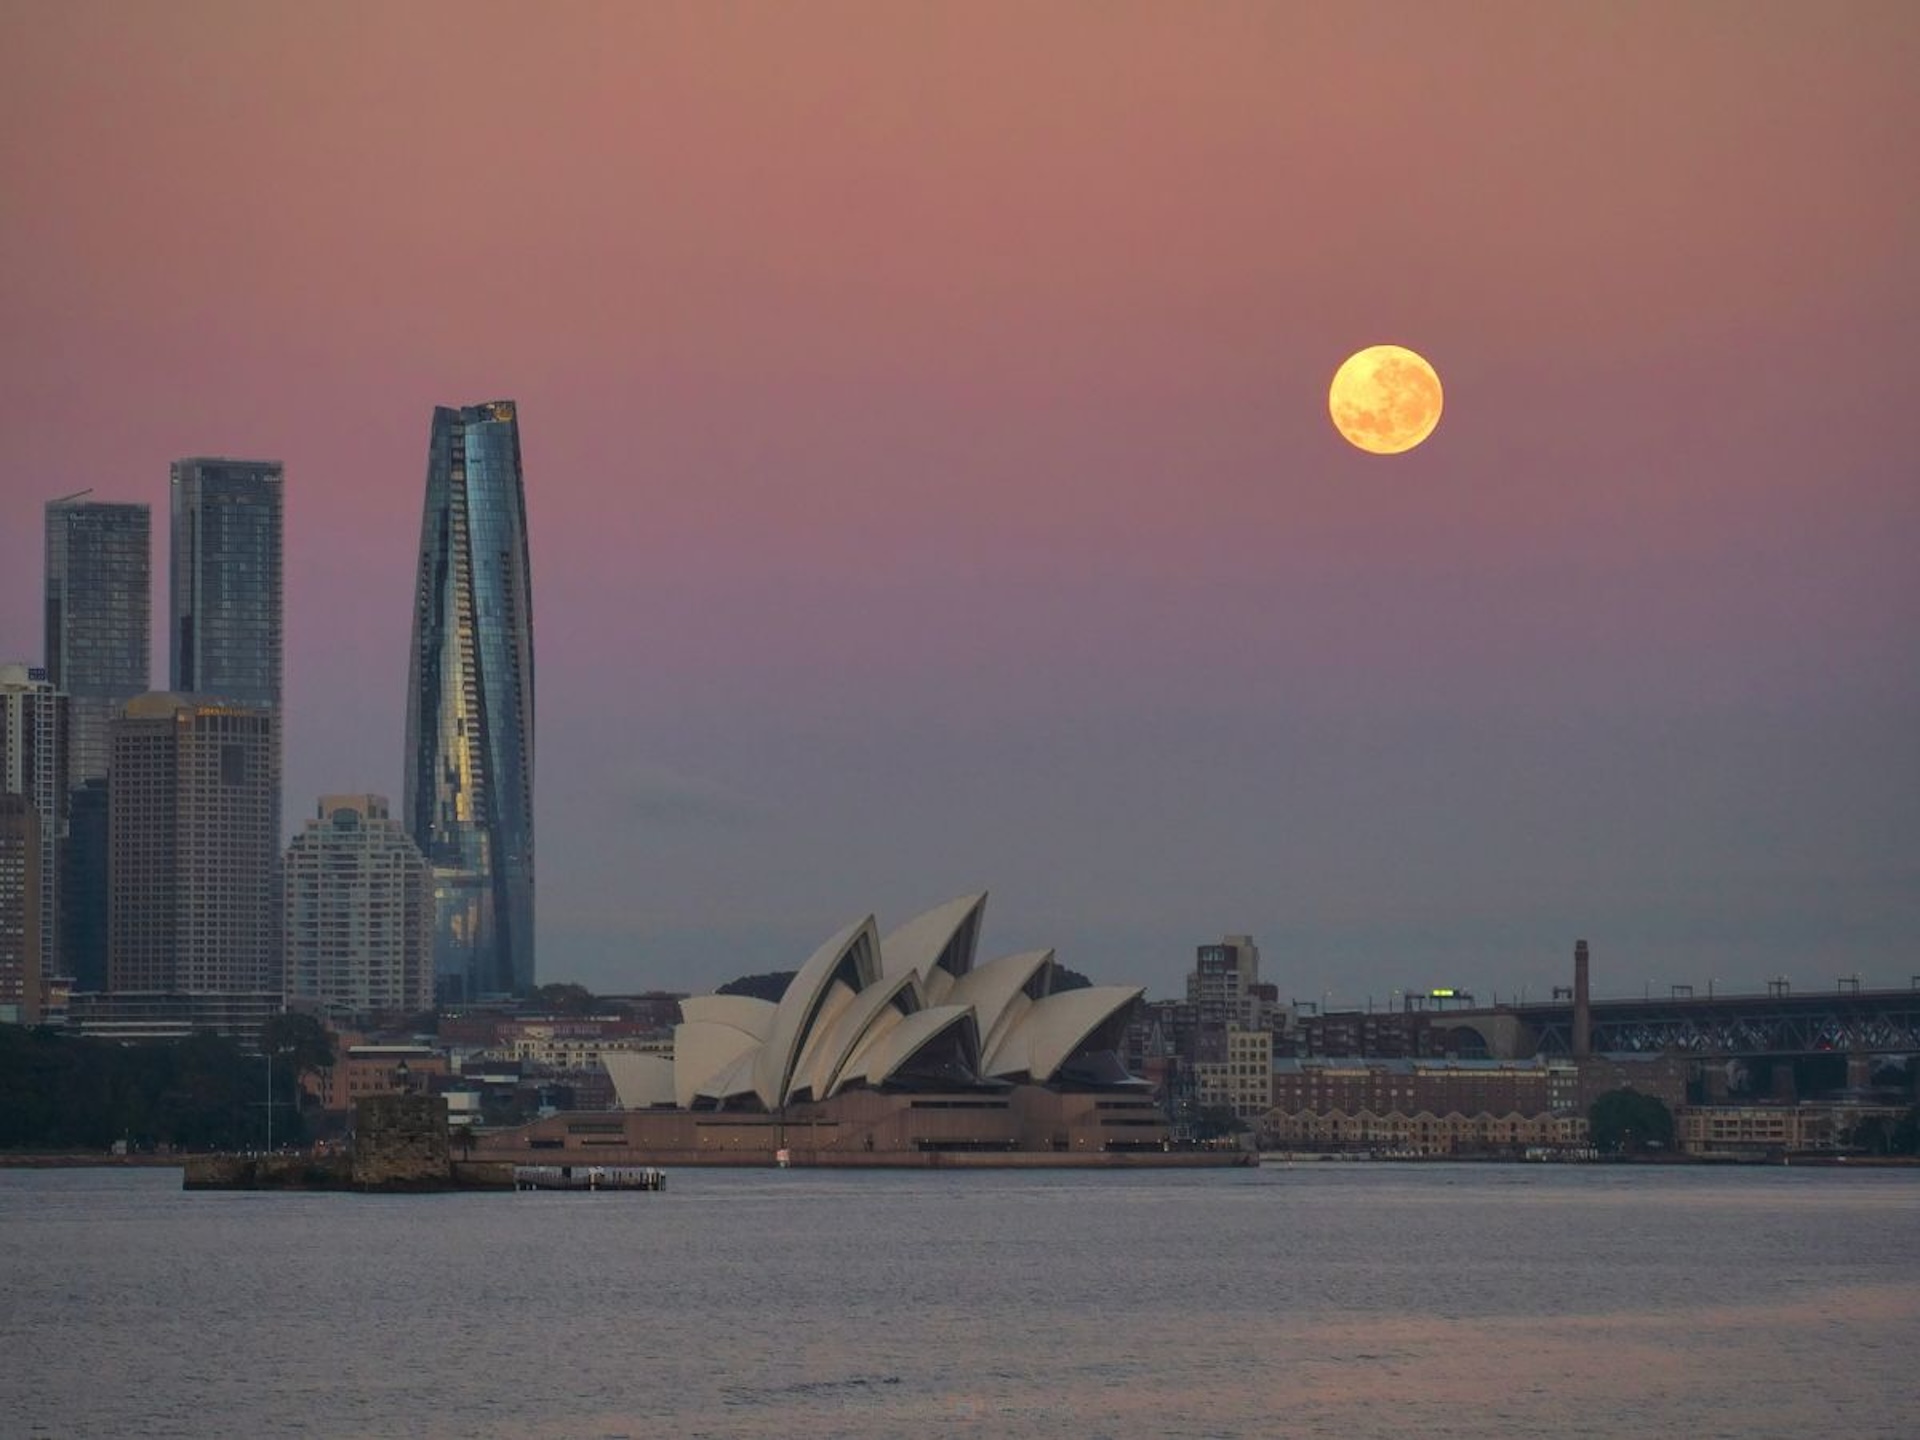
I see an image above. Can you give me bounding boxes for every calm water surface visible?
[2,1163,1915,1438]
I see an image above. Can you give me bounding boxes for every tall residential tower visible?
[404,401,535,1001]
[283,794,434,1019]
[44,498,151,788]
[0,794,43,1023]
[1,663,68,996]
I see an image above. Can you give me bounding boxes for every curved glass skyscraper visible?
[404,401,535,1001]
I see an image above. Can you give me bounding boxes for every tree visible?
[718,971,796,1003]
[1849,1116,1893,1155]
[1588,1088,1675,1155]
[260,1012,336,1085]
[1851,1108,1920,1156]
[1191,1104,1247,1141]
[531,982,599,1016]
[1894,1106,1920,1156]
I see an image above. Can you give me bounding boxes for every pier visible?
[514,1164,666,1191]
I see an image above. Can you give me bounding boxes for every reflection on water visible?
[3,1164,1915,1438]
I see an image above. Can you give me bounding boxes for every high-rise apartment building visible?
[0,794,43,1023]
[1,664,68,991]
[61,777,109,991]
[44,498,150,789]
[404,401,536,1001]
[1188,934,1261,1027]
[284,794,433,1018]
[107,694,277,997]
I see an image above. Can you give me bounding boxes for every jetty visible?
[514,1164,666,1192]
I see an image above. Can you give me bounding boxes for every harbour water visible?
[3,1162,1915,1438]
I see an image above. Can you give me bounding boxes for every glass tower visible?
[169,459,283,709]
[404,401,535,1001]
[44,499,151,789]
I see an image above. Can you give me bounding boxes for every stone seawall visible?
[183,1098,518,1192]
[478,1148,1254,1170]
[181,1154,515,1192]
[183,1154,352,1190]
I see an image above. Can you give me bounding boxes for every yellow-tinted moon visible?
[1328,344,1443,455]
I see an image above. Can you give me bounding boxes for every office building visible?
[0,794,43,1023]
[283,794,434,1018]
[169,459,283,706]
[107,694,277,999]
[1,664,68,991]
[170,458,283,848]
[404,401,536,1001]
[44,498,150,788]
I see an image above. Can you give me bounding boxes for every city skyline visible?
[1,4,1915,1003]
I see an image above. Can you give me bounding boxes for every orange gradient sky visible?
[2,2,1915,997]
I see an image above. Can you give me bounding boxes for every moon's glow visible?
[1328,345,1444,455]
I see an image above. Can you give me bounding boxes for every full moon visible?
[1328,344,1444,455]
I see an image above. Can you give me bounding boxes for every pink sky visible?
[2,2,1915,998]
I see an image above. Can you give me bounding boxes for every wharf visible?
[514,1164,666,1191]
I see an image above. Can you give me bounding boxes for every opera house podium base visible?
[479,1086,1254,1168]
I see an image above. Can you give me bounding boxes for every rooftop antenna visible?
[48,488,95,504]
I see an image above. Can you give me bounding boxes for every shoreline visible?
[7,1149,1915,1172]
[0,1153,187,1169]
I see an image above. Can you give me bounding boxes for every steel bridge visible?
[1447,987,1920,1059]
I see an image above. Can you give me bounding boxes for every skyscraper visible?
[61,777,109,992]
[404,401,536,1002]
[44,498,151,788]
[283,794,433,1018]
[1,663,68,993]
[107,694,277,997]
[169,459,283,708]
[0,794,42,1024]
[170,458,283,858]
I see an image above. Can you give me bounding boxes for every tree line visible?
[0,1016,333,1153]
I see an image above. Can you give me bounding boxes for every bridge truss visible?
[1506,990,1920,1058]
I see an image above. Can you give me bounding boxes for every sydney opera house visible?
[490,894,1192,1165]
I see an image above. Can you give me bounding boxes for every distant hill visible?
[717,962,1092,1001]
[716,971,797,1003]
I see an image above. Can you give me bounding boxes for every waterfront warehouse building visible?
[284,794,435,1020]
[487,894,1183,1163]
[404,400,536,1004]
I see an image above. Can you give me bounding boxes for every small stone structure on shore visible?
[354,1094,450,1187]
[183,1095,511,1192]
